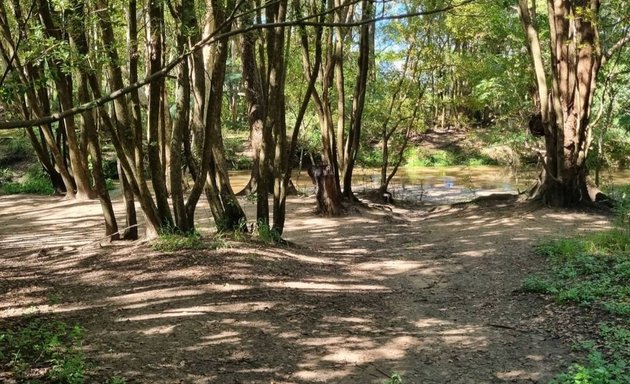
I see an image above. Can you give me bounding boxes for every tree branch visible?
[0,0,477,130]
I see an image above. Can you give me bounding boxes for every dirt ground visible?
[0,193,613,383]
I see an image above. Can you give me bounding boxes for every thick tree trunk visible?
[518,0,601,207]
[310,165,345,216]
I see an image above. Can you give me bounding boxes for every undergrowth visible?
[403,148,497,168]
[523,185,630,383]
[0,166,54,195]
[254,220,282,244]
[0,317,127,383]
[152,229,206,252]
[0,318,86,383]
[550,324,630,384]
[384,372,404,384]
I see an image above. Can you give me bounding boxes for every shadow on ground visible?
[0,194,611,383]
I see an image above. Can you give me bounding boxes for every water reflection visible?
[229,167,630,204]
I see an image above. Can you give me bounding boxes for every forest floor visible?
[0,193,614,383]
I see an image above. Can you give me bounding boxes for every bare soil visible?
[0,193,613,383]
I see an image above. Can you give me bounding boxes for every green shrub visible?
[0,136,35,167]
[357,148,384,168]
[255,220,281,244]
[105,178,116,191]
[404,148,492,168]
[404,148,458,167]
[224,135,252,170]
[101,159,119,180]
[384,373,404,384]
[1,166,54,195]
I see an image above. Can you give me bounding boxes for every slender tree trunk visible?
[97,0,163,237]
[343,0,372,199]
[240,10,270,224]
[147,0,173,226]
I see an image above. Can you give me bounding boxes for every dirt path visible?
[0,194,611,383]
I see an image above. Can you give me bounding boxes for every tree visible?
[518,0,629,206]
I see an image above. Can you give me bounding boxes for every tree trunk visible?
[310,165,345,216]
[240,6,271,224]
[118,162,138,240]
[147,0,173,226]
[518,0,602,207]
[342,0,372,200]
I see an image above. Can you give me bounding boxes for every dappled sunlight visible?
[140,325,177,335]
[437,326,489,347]
[0,193,616,382]
[496,369,543,381]
[351,260,430,277]
[263,281,390,292]
[118,301,276,322]
[321,336,419,364]
[455,249,496,258]
[0,303,100,318]
[413,318,453,328]
[107,284,252,306]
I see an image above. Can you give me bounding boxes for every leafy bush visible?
[384,373,404,384]
[403,148,497,168]
[404,148,456,167]
[1,166,54,195]
[357,148,384,168]
[0,318,86,383]
[224,135,252,170]
[0,136,35,167]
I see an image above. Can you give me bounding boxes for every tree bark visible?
[518,0,602,207]
[310,165,345,216]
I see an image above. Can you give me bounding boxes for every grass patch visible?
[524,188,630,382]
[403,148,497,168]
[0,318,86,383]
[384,373,404,384]
[254,220,282,244]
[152,230,206,252]
[0,166,54,195]
[524,230,630,313]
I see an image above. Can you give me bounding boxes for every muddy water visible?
[229,166,630,204]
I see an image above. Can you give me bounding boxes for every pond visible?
[229,166,630,204]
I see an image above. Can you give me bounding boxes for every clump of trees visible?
[0,0,628,239]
